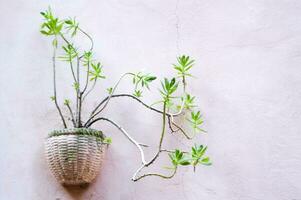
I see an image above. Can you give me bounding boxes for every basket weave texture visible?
[45,128,107,185]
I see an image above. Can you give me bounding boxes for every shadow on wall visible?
[33,141,113,200]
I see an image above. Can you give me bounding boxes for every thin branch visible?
[144,102,167,166]
[82,79,96,101]
[132,167,177,182]
[168,115,179,133]
[52,41,67,128]
[81,61,90,94]
[170,119,193,139]
[87,117,147,164]
[66,104,76,127]
[131,102,168,181]
[69,61,77,83]
[85,73,133,126]
[160,149,189,154]
[84,93,183,127]
[76,56,81,127]
[78,27,94,53]
[59,33,81,127]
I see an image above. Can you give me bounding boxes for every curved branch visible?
[144,102,167,166]
[87,117,147,164]
[170,119,193,139]
[85,73,133,126]
[84,93,183,127]
[132,167,177,182]
[82,79,96,101]
[78,27,94,53]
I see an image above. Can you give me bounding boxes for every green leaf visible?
[73,82,79,90]
[89,62,105,81]
[179,160,191,166]
[50,96,55,101]
[52,38,57,48]
[133,90,142,98]
[173,55,195,80]
[64,17,79,37]
[103,137,112,144]
[107,87,113,95]
[64,99,70,105]
[201,157,210,163]
[65,20,72,25]
[40,30,50,35]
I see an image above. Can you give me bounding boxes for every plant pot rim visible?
[48,127,105,139]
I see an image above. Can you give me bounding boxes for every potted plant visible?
[40,7,212,185]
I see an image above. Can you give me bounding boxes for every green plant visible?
[40,7,211,182]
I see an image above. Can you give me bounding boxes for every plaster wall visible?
[0,0,301,199]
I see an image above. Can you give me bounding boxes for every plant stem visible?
[170,118,193,139]
[82,79,96,101]
[78,27,94,53]
[59,33,81,127]
[76,56,81,127]
[132,166,177,182]
[145,102,167,166]
[85,93,182,127]
[66,104,76,127]
[85,73,133,125]
[69,61,77,83]
[131,102,167,181]
[87,117,147,164]
[81,62,90,94]
[52,41,67,128]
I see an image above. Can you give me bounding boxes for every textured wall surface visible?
[1,0,301,199]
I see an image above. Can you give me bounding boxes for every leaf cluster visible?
[82,51,93,66]
[191,145,211,169]
[173,55,195,79]
[58,44,78,62]
[89,62,105,81]
[40,7,63,36]
[187,111,205,132]
[132,72,156,98]
[65,17,79,37]
[168,145,211,171]
[178,94,196,110]
[169,149,190,167]
[160,78,179,104]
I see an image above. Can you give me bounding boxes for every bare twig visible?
[52,41,67,128]
[85,73,133,126]
[131,102,168,181]
[168,115,193,140]
[82,79,96,101]
[66,104,76,127]
[84,93,183,127]
[78,27,94,54]
[69,61,77,83]
[76,57,81,127]
[132,167,177,182]
[145,102,167,166]
[59,33,81,127]
[87,117,147,164]
[82,62,90,95]
[168,116,179,133]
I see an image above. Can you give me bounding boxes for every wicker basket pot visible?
[45,128,107,185]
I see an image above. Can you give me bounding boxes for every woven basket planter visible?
[45,128,107,185]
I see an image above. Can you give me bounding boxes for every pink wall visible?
[0,0,301,199]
